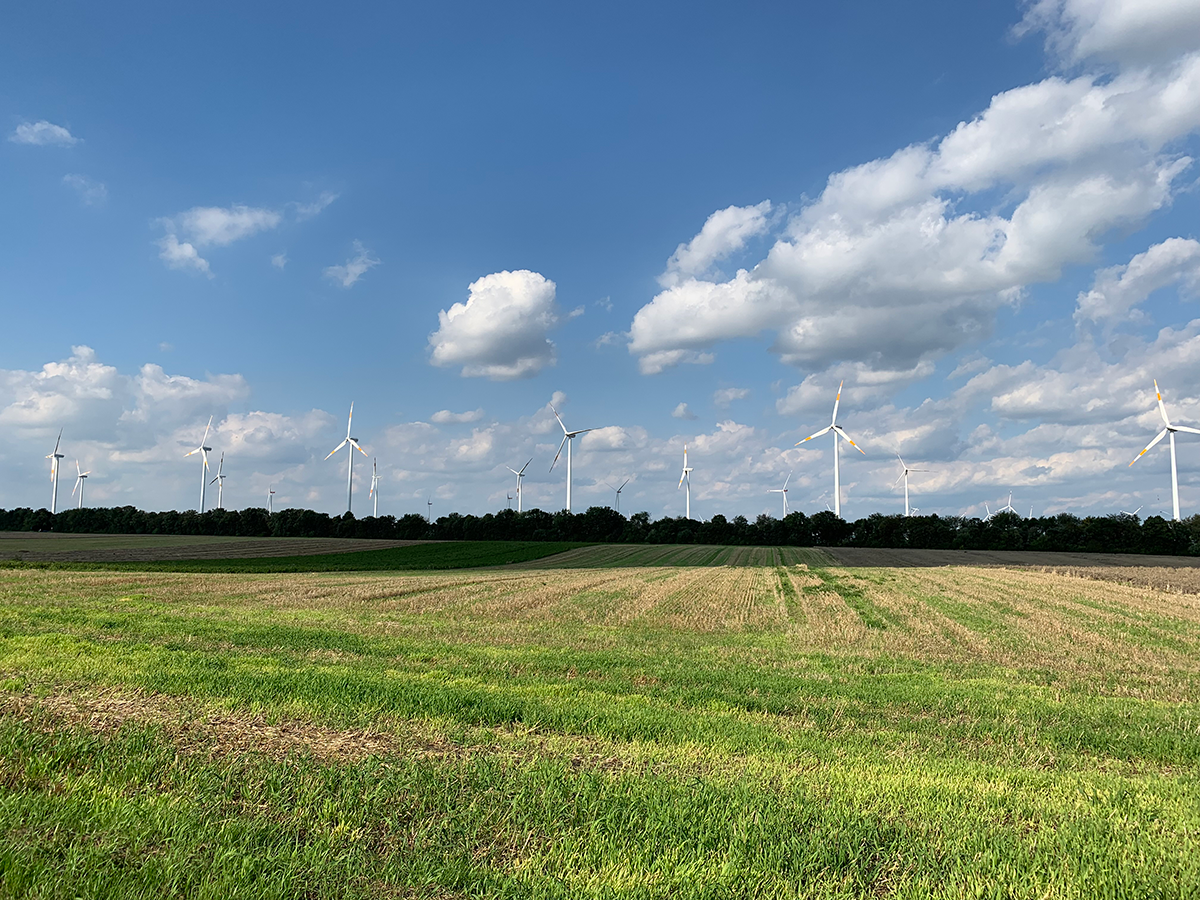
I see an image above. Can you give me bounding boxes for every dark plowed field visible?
[0,532,431,562]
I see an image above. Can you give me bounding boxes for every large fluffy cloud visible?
[428,270,562,379]
[628,2,1200,376]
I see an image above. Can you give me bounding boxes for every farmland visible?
[2,552,1199,897]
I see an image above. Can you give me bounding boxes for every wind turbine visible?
[998,492,1018,515]
[184,416,214,512]
[982,503,993,522]
[768,472,791,517]
[71,460,91,509]
[796,381,864,518]
[506,458,532,512]
[1120,505,1143,517]
[893,454,928,517]
[209,453,227,510]
[506,493,513,510]
[678,444,693,519]
[268,485,275,514]
[549,405,597,513]
[325,402,367,514]
[369,458,380,517]
[46,429,65,513]
[604,478,630,514]
[427,497,433,523]
[1129,379,1200,521]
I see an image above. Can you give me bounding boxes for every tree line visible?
[3,504,1199,555]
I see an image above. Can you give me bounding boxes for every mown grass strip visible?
[810,569,892,629]
[0,541,590,574]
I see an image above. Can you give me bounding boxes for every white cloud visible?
[660,201,772,288]
[713,387,750,408]
[9,120,78,146]
[293,191,339,220]
[62,174,107,205]
[171,205,282,248]
[271,252,288,270]
[428,270,561,380]
[1074,237,1200,326]
[431,408,485,424]
[1016,0,1200,68]
[672,402,697,420]
[324,240,380,288]
[628,33,1200,376]
[156,235,211,277]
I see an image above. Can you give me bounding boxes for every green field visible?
[2,553,1198,897]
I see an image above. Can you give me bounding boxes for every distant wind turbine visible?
[369,458,380,517]
[506,493,513,510]
[998,492,1018,515]
[1129,379,1200,521]
[71,460,91,509]
[678,444,693,519]
[604,478,630,514]
[550,404,598,513]
[506,458,532,512]
[982,503,993,522]
[893,454,928,517]
[768,472,791,516]
[1120,506,1143,517]
[325,402,367,514]
[210,453,227,510]
[184,416,214,512]
[46,429,64,514]
[427,497,433,523]
[268,484,275,514]
[796,381,864,518]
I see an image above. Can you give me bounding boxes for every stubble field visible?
[1,550,1198,898]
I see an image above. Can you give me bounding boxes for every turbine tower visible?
[268,485,275,514]
[604,478,630,514]
[72,460,91,509]
[46,429,64,514]
[210,453,227,510]
[184,416,214,512]
[370,458,380,517]
[678,444,693,519]
[325,402,367,514]
[549,405,597,513]
[796,381,864,518]
[506,458,532,512]
[1130,379,1200,522]
[769,472,791,517]
[893,454,928,517]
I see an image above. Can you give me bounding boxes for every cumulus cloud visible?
[156,235,211,276]
[324,240,380,288]
[628,12,1200,376]
[1074,237,1200,327]
[713,388,750,408]
[9,120,78,146]
[1016,0,1200,68]
[62,174,107,205]
[672,402,697,420]
[170,205,282,248]
[431,408,485,424]
[428,270,561,379]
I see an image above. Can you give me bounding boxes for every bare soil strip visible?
[0,532,431,562]
[821,546,1200,568]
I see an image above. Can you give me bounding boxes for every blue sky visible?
[3,0,1200,520]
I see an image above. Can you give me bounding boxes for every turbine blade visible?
[550,404,569,435]
[351,438,368,456]
[53,428,62,455]
[783,472,791,489]
[1173,425,1200,436]
[569,428,594,437]
[549,434,568,471]
[210,475,220,485]
[347,401,354,438]
[618,478,629,491]
[893,472,905,487]
[325,439,348,460]
[519,458,532,474]
[678,468,686,488]
[506,466,520,476]
[796,425,832,445]
[1154,380,1171,427]
[1130,428,1169,465]
[201,415,212,445]
[834,425,866,454]
[831,381,844,425]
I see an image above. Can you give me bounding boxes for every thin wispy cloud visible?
[62,174,107,205]
[324,240,380,288]
[9,120,79,146]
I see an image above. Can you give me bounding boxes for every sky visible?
[2,0,1200,521]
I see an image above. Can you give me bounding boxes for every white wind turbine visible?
[72,460,91,509]
[768,472,791,517]
[1129,379,1200,522]
[796,381,864,518]
[604,478,630,514]
[370,458,381,517]
[184,416,214,512]
[506,458,532,512]
[893,454,928,517]
[325,402,367,514]
[998,492,1018,515]
[678,444,693,519]
[210,453,227,510]
[550,405,598,513]
[46,429,65,514]
[268,485,275,513]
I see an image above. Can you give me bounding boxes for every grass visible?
[1,560,1199,896]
